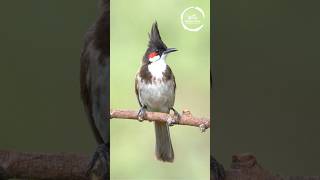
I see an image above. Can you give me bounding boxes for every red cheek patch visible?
[148,52,158,59]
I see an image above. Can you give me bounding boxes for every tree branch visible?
[110,109,210,131]
[1,110,319,179]
[212,153,320,180]
[0,150,319,180]
[0,150,90,180]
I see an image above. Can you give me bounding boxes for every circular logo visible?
[180,7,205,32]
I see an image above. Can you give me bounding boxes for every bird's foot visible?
[166,116,176,126]
[87,143,109,180]
[137,106,147,122]
[0,166,8,180]
[167,107,181,126]
[211,156,225,180]
[199,124,207,132]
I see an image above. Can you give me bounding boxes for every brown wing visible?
[135,73,143,107]
[172,72,176,93]
[163,65,176,108]
[164,65,176,92]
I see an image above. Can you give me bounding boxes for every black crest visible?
[143,22,168,64]
[148,21,167,50]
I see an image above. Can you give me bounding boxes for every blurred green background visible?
[110,0,210,179]
[214,0,320,176]
[0,1,97,155]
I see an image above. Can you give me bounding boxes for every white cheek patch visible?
[148,55,167,79]
[149,55,160,62]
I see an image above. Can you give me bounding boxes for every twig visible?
[110,109,210,131]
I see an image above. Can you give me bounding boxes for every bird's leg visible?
[211,156,225,180]
[137,106,147,122]
[0,166,8,180]
[87,143,109,180]
[172,107,181,120]
[167,107,181,126]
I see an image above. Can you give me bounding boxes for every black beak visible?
[163,48,178,54]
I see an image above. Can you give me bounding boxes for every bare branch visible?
[0,150,90,180]
[0,110,318,179]
[110,109,210,130]
[212,154,320,180]
[0,151,319,180]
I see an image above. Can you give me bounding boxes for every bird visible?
[80,0,109,178]
[135,22,179,162]
[211,68,225,180]
[211,156,225,180]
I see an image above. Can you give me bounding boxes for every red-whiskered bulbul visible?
[211,67,225,179]
[135,22,179,162]
[80,0,109,178]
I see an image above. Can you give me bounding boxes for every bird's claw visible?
[0,166,8,180]
[174,111,181,122]
[199,124,207,132]
[138,116,143,122]
[211,156,225,180]
[87,143,109,180]
[137,107,147,122]
[169,107,181,126]
[166,116,176,126]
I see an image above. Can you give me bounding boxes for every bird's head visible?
[143,21,177,64]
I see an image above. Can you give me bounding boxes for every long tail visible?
[154,121,174,162]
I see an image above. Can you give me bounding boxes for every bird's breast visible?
[138,79,175,113]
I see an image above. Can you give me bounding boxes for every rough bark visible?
[0,150,89,180]
[212,153,320,180]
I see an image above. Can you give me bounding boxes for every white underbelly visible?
[139,80,175,113]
